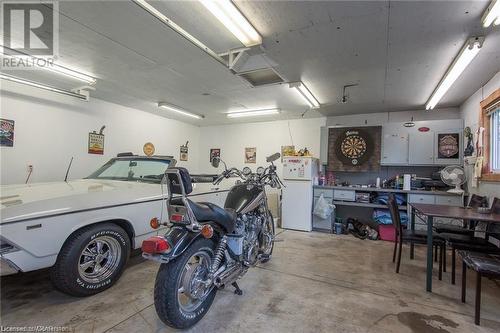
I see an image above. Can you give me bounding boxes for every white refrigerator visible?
[281,157,319,232]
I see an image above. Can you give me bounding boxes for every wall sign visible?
[180,141,188,161]
[143,142,155,156]
[0,118,15,147]
[88,126,105,155]
[328,126,381,172]
[245,147,256,163]
[437,133,459,159]
[210,148,220,162]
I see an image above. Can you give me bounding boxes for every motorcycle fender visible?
[164,225,202,260]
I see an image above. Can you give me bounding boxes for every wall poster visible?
[328,126,382,172]
[88,128,105,155]
[245,147,256,163]
[210,148,220,162]
[180,143,188,161]
[0,118,14,147]
[437,133,459,159]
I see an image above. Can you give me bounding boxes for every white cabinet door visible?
[381,132,409,165]
[320,127,328,165]
[409,132,435,165]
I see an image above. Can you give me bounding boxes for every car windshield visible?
[87,158,171,183]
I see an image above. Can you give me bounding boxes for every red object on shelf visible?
[378,224,396,242]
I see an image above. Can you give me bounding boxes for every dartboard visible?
[341,135,367,159]
[335,129,373,166]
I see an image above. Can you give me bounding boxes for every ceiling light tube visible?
[226,108,280,118]
[425,37,484,110]
[158,102,204,119]
[289,82,320,109]
[200,0,262,47]
[1,46,96,84]
[1,73,88,100]
[482,0,500,27]
[133,0,226,66]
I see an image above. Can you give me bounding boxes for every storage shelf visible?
[333,201,407,211]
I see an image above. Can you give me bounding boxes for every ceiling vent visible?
[238,68,284,87]
[222,47,285,87]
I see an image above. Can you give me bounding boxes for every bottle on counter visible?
[395,174,400,189]
[376,177,381,188]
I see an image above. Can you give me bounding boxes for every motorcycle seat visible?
[180,198,236,233]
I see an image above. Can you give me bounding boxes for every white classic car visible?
[0,154,230,296]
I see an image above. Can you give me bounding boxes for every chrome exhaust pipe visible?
[213,264,244,288]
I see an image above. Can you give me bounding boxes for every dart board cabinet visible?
[328,126,382,172]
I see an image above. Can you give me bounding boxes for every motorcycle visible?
[141,152,284,329]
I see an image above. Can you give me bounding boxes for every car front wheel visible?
[51,223,131,297]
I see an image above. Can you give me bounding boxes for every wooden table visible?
[410,203,500,292]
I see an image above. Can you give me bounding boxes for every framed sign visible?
[88,132,104,154]
[210,148,220,162]
[245,147,256,163]
[328,126,381,172]
[143,142,155,156]
[437,133,459,159]
[0,118,15,147]
[180,145,188,161]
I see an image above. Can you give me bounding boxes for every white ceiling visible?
[2,0,499,126]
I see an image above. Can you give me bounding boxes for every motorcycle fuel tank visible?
[224,183,264,214]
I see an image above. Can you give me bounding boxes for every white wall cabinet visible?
[408,131,435,165]
[381,132,409,165]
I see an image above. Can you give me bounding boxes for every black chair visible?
[459,250,500,325]
[434,194,485,235]
[388,194,445,279]
[441,197,500,284]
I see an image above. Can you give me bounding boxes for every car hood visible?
[0,179,163,224]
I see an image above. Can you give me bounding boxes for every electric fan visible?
[440,165,467,194]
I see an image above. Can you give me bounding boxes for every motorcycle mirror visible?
[211,157,220,168]
[266,152,281,163]
[242,167,252,176]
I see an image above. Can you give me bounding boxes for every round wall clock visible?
[335,129,372,166]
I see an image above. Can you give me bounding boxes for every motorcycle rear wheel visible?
[154,238,217,329]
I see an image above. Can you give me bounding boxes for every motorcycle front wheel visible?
[154,238,217,329]
[259,210,275,263]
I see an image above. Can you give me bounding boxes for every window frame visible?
[479,88,500,181]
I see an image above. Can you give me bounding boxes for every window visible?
[88,158,172,183]
[479,88,500,181]
[492,108,500,173]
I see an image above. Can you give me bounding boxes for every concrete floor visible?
[2,230,500,332]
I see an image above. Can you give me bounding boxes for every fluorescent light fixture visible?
[158,102,204,119]
[0,73,88,100]
[425,37,484,110]
[226,108,280,118]
[289,82,320,109]
[1,46,96,84]
[133,0,226,65]
[199,0,262,47]
[482,0,500,27]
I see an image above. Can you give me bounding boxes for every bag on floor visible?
[313,193,335,220]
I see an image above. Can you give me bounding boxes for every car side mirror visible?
[211,157,220,168]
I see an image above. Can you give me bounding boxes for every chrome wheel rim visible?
[177,250,212,313]
[78,236,121,284]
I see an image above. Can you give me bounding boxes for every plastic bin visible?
[378,224,396,242]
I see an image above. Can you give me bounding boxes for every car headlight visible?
[0,238,19,255]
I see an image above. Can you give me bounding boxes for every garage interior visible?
[1,0,500,332]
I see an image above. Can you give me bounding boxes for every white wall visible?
[198,117,327,177]
[0,82,200,185]
[459,71,500,201]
